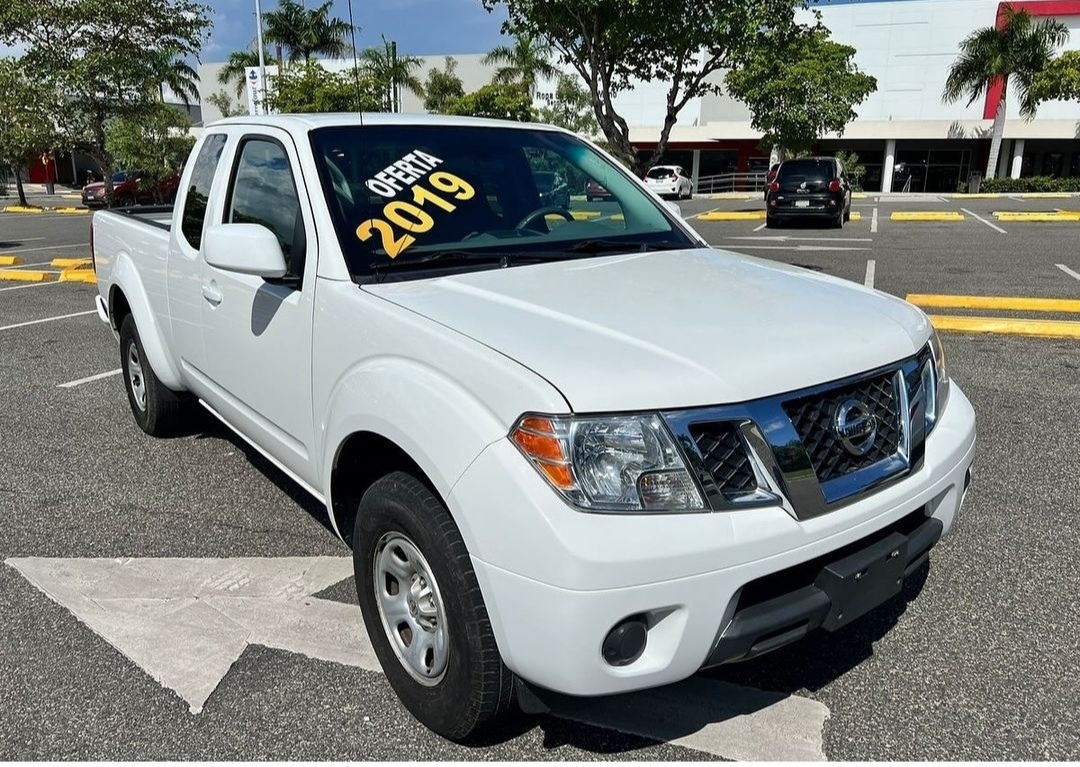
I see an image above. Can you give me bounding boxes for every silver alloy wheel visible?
[127,341,147,412]
[373,532,450,686]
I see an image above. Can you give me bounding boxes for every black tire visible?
[118,314,189,436]
[833,211,844,229]
[354,472,516,741]
[766,215,782,228]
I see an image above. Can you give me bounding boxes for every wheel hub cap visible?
[127,341,147,412]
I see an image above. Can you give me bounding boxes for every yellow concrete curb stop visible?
[2,205,45,214]
[53,207,90,215]
[849,211,862,221]
[0,269,57,283]
[708,193,757,200]
[59,269,97,284]
[0,255,24,266]
[890,211,965,222]
[993,211,1080,222]
[698,210,766,221]
[908,294,1080,314]
[928,314,1080,339]
[50,257,93,268]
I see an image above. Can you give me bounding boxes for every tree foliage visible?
[262,61,382,114]
[361,37,425,111]
[218,49,270,99]
[834,150,866,191]
[444,82,534,122]
[1030,49,1080,103]
[726,26,877,156]
[536,75,598,135]
[481,0,804,172]
[263,0,353,64]
[0,0,211,193]
[482,34,558,94]
[0,58,64,207]
[423,57,466,113]
[206,91,248,118]
[106,105,195,202]
[942,4,1069,177]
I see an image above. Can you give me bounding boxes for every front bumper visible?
[450,384,975,696]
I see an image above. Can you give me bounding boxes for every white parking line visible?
[753,222,767,232]
[864,259,876,288]
[1056,263,1080,281]
[57,369,121,389]
[0,242,90,254]
[0,281,62,293]
[0,310,96,332]
[0,260,55,270]
[871,207,879,233]
[961,208,1007,234]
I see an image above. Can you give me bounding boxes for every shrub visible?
[978,176,1080,193]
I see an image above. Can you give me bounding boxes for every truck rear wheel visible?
[353,471,516,741]
[118,314,188,436]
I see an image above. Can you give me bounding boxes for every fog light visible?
[602,615,648,667]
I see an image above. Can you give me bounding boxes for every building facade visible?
[196,0,1080,193]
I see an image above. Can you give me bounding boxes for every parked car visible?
[531,170,571,209]
[584,178,612,202]
[91,114,974,742]
[766,157,852,228]
[644,165,693,200]
[82,170,180,208]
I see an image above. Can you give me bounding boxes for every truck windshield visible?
[308,124,695,280]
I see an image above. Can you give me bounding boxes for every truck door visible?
[197,129,318,482]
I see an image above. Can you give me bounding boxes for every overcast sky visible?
[202,0,509,62]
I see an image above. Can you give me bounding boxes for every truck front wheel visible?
[353,472,516,741]
[118,314,188,436]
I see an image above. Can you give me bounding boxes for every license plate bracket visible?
[815,532,907,631]
[795,200,811,208]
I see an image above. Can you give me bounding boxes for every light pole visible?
[254,0,268,114]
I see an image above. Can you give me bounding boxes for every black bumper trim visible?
[703,515,943,667]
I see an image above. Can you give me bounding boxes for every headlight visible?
[924,328,951,430]
[510,413,706,512]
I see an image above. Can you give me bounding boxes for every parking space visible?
[1,204,1079,759]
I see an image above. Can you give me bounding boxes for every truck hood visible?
[364,248,932,412]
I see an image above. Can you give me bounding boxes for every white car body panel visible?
[90,113,976,698]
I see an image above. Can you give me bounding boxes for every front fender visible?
[319,356,521,545]
[110,251,184,391]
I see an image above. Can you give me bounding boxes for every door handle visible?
[202,282,223,305]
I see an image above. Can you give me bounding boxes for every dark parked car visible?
[766,157,852,228]
[532,170,571,209]
[82,170,180,208]
[584,178,612,202]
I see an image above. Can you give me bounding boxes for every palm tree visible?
[482,34,558,96]
[361,38,424,112]
[263,0,353,65]
[217,49,268,98]
[150,47,200,107]
[943,4,1068,178]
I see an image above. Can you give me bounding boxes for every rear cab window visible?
[180,134,228,249]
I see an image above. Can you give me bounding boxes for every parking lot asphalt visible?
[1,197,1079,760]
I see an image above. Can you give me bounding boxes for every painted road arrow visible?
[7,556,828,760]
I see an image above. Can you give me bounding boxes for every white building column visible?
[1010,139,1025,179]
[996,139,1012,179]
[881,139,896,193]
[691,149,701,192]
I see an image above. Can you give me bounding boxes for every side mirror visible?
[664,200,682,217]
[203,223,288,279]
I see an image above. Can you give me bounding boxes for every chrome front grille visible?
[664,348,932,519]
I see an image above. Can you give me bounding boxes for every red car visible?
[82,170,180,208]
[585,178,612,202]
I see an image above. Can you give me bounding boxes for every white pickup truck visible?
[91,114,976,740]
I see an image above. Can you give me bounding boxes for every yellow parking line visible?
[0,270,58,283]
[928,314,1080,339]
[890,211,965,222]
[907,294,1080,313]
[698,211,766,221]
[59,269,97,284]
[0,255,24,266]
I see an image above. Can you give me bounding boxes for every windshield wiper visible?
[559,238,691,255]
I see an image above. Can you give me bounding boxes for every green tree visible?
[106,105,195,203]
[423,56,465,113]
[482,34,557,96]
[217,48,269,98]
[0,58,64,207]
[726,26,877,157]
[481,0,805,173]
[1031,49,1080,103]
[943,4,1069,178]
[835,150,866,191]
[262,61,381,113]
[206,91,248,118]
[148,45,200,107]
[536,74,598,135]
[444,82,534,121]
[263,0,353,65]
[361,37,425,111]
[0,0,211,198]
